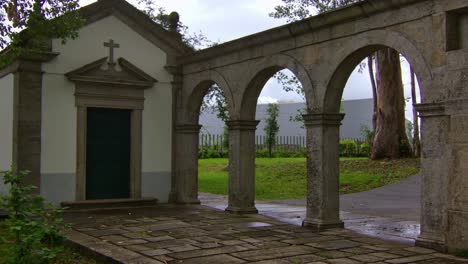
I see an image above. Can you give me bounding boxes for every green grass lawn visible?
[199,157,420,200]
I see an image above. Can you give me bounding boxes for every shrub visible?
[198,146,226,159]
[360,125,374,146]
[0,167,68,264]
[276,151,294,158]
[400,139,412,157]
[256,149,269,158]
[291,148,307,158]
[339,139,358,156]
[360,143,371,157]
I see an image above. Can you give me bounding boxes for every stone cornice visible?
[302,113,345,127]
[414,102,446,117]
[66,57,157,88]
[0,50,59,78]
[175,124,202,134]
[178,0,427,65]
[226,120,260,131]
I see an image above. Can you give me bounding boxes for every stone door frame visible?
[66,57,156,201]
[74,84,144,201]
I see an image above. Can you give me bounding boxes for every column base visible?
[168,193,201,205]
[225,206,258,215]
[302,219,344,232]
[416,235,447,253]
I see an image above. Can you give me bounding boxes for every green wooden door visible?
[86,108,131,200]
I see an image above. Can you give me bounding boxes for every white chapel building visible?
[0,0,190,204]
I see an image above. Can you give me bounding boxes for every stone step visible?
[61,198,158,211]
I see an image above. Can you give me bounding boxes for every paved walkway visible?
[200,175,421,244]
[64,204,467,264]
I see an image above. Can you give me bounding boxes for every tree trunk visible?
[371,48,409,160]
[410,66,421,157]
[368,55,378,132]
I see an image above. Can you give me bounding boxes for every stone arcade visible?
[0,0,467,253]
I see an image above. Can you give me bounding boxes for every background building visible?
[200,98,374,139]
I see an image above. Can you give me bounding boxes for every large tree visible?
[371,49,408,159]
[0,0,83,66]
[271,0,411,159]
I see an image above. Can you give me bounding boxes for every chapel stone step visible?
[61,198,158,212]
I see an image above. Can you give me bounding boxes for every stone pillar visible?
[445,101,468,252]
[170,124,202,204]
[414,103,449,252]
[12,61,43,192]
[76,106,87,201]
[225,120,260,214]
[302,113,345,231]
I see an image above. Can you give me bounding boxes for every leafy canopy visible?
[137,0,216,49]
[0,0,83,53]
[270,0,362,22]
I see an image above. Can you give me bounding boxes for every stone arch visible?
[183,69,235,124]
[239,54,315,120]
[323,29,432,113]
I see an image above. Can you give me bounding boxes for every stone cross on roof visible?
[104,39,120,64]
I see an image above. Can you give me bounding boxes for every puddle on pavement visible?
[200,194,420,245]
[231,222,273,228]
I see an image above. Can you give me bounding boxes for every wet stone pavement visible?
[64,205,467,264]
[199,193,420,245]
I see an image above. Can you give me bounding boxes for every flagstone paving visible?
[63,205,467,264]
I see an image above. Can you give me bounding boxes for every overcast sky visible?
[80,0,420,120]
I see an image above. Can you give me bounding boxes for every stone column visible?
[444,100,468,252]
[414,103,449,252]
[170,124,202,204]
[302,113,345,231]
[225,120,260,214]
[12,61,44,193]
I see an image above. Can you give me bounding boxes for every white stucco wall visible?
[41,15,173,203]
[0,74,14,195]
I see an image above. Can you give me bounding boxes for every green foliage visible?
[360,125,374,145]
[453,249,468,259]
[137,0,215,49]
[264,103,280,158]
[0,0,84,68]
[360,143,371,157]
[201,84,229,122]
[399,139,412,158]
[255,149,306,158]
[274,70,304,99]
[339,139,357,156]
[0,167,67,264]
[198,145,227,159]
[270,0,363,22]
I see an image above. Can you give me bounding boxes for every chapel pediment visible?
[66,55,157,89]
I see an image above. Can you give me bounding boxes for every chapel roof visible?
[79,0,193,56]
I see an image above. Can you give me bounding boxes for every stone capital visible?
[175,124,202,134]
[302,113,345,127]
[164,64,183,75]
[414,102,446,117]
[226,120,260,131]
